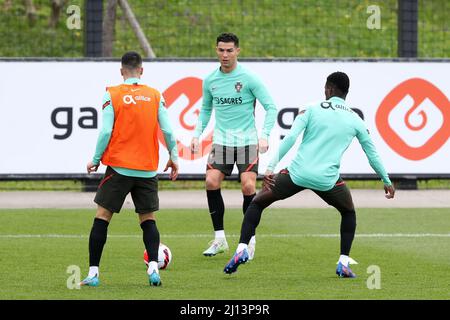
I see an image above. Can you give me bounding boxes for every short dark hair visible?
[216,33,239,47]
[326,72,350,94]
[121,51,142,69]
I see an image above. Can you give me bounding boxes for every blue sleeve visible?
[92,92,114,165]
[267,109,308,171]
[193,78,213,138]
[158,96,179,162]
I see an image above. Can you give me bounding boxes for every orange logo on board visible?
[158,77,213,160]
[376,78,450,160]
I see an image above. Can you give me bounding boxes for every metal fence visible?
[116,0,400,58]
[0,0,448,58]
[417,0,450,58]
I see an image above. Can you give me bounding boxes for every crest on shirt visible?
[235,81,243,93]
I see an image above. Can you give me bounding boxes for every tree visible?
[118,0,156,58]
[24,0,37,26]
[2,0,13,11]
[103,0,118,57]
[49,0,68,28]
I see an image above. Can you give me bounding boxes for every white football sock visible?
[215,230,226,239]
[339,255,350,266]
[88,266,99,278]
[147,261,159,275]
[249,236,256,244]
[236,243,248,253]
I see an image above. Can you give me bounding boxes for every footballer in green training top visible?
[223,72,395,278]
[191,33,277,259]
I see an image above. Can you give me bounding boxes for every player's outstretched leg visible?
[224,173,296,274]
[224,246,249,274]
[224,200,265,274]
[243,193,256,260]
[336,258,357,278]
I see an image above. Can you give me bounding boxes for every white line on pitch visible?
[1,233,450,239]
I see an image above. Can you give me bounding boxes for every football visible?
[143,243,172,270]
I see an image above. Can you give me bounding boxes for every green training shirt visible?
[267,96,391,191]
[194,63,277,147]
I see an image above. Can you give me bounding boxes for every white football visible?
[143,243,172,270]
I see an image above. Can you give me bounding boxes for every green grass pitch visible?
[1,208,449,300]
